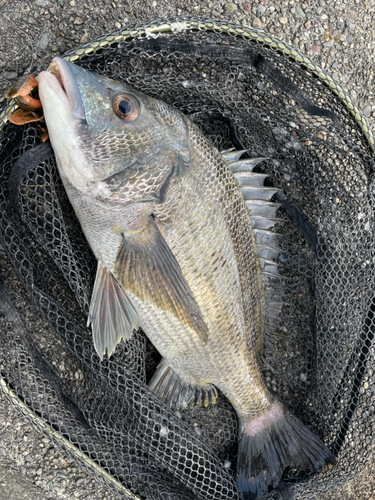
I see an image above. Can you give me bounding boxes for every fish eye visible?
[113,94,139,121]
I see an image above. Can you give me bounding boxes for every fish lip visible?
[48,57,86,121]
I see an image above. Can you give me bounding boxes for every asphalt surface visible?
[0,464,51,500]
[1,0,375,499]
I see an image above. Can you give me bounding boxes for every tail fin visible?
[236,403,334,499]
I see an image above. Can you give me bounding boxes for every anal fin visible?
[88,261,141,359]
[149,359,218,409]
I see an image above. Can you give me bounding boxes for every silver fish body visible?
[37,58,333,499]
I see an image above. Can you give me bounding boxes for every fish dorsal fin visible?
[222,149,283,271]
[88,261,142,359]
[221,149,249,163]
[221,148,269,173]
[149,358,218,409]
[222,150,286,348]
[115,215,209,343]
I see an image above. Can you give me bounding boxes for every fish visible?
[37,57,334,499]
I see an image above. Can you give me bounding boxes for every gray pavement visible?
[0,464,50,500]
[1,0,375,498]
[0,392,117,500]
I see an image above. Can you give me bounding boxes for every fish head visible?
[37,57,189,201]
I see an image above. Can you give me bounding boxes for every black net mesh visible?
[0,18,374,500]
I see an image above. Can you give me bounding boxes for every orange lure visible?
[5,74,49,142]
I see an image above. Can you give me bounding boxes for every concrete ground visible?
[0,464,51,500]
[1,0,375,498]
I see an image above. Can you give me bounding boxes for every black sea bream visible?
[37,58,333,498]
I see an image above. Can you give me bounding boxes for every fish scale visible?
[185,122,264,347]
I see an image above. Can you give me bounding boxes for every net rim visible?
[1,16,373,153]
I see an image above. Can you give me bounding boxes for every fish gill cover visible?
[0,18,374,500]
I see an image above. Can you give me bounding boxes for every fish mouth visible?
[48,57,86,121]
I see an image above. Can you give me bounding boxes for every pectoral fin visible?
[88,261,141,359]
[115,216,209,343]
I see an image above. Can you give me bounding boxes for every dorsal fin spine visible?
[222,150,287,349]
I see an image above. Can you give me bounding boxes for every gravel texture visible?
[0,392,118,500]
[0,464,49,500]
[0,0,374,499]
